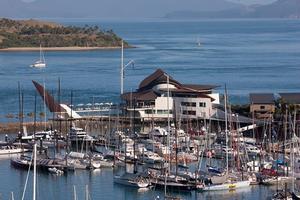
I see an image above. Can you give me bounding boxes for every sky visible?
[1,0,279,19]
[228,0,276,4]
[19,0,277,4]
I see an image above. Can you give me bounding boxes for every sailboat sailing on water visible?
[31,44,46,68]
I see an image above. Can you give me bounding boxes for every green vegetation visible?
[0,18,128,49]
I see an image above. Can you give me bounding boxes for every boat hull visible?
[114,175,149,188]
[201,180,251,191]
[0,148,28,155]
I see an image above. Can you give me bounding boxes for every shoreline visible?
[0,46,125,52]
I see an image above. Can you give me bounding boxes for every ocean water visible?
[0,19,300,121]
[0,155,281,200]
[0,19,299,199]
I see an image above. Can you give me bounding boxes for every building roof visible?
[249,93,275,104]
[181,84,219,91]
[122,69,218,101]
[279,93,300,104]
[159,87,215,100]
[211,109,255,124]
[138,68,217,93]
[121,90,159,101]
[138,69,181,91]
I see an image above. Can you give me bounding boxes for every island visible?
[0,18,129,51]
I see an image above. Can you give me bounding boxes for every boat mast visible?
[33,143,37,200]
[167,75,170,171]
[133,97,137,174]
[291,109,297,193]
[120,40,124,95]
[164,74,170,197]
[58,77,62,133]
[34,92,37,139]
[18,82,22,135]
[224,84,229,174]
[174,102,178,177]
[43,81,47,130]
[284,108,287,177]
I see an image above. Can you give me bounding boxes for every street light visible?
[120,40,134,95]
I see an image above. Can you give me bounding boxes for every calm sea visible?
[0,19,300,121]
[0,19,299,199]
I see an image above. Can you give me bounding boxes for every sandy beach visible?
[0,46,122,52]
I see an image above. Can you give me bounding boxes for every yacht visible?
[114,173,150,188]
[68,126,94,143]
[22,130,52,141]
[31,44,46,68]
[199,180,251,191]
[140,151,164,164]
[0,145,29,155]
[245,145,261,157]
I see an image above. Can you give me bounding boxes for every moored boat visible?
[114,173,150,188]
[0,145,29,155]
[199,180,251,191]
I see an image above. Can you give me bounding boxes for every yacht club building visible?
[121,69,219,121]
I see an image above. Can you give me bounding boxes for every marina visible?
[0,18,300,200]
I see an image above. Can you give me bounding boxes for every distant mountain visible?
[247,0,300,18]
[165,0,300,19]
[0,0,242,19]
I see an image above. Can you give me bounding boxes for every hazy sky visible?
[20,0,276,4]
[228,0,276,4]
[1,0,279,19]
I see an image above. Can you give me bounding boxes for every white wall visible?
[136,96,213,120]
[208,93,220,104]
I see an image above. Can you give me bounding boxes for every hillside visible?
[0,18,127,49]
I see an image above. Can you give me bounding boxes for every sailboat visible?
[31,44,46,68]
[272,112,300,200]
[199,85,250,192]
[196,37,201,47]
[113,97,150,188]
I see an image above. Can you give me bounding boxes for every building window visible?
[145,109,155,114]
[199,102,206,107]
[182,110,196,115]
[181,102,196,107]
[157,110,172,114]
[260,105,265,110]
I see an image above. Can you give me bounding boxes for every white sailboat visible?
[201,180,250,191]
[31,44,46,68]
[113,173,150,188]
[0,145,29,155]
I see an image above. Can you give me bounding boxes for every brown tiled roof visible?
[279,93,300,104]
[250,93,275,104]
[138,69,181,91]
[121,90,158,101]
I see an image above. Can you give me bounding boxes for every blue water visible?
[0,155,280,200]
[0,19,300,121]
[0,19,300,199]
